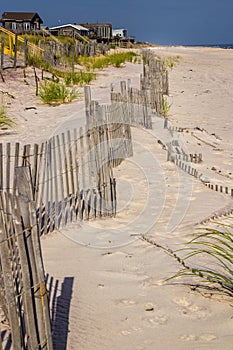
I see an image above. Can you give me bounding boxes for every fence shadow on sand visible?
[47,275,74,350]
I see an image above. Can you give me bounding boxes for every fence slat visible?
[0,194,22,350]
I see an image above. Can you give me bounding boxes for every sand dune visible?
[1,46,232,349]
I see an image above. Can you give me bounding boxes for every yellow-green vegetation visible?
[39,80,79,105]
[0,101,15,128]
[163,55,180,70]
[28,51,139,92]
[25,34,85,45]
[162,95,172,117]
[168,221,233,296]
[76,51,139,70]
[63,71,96,86]
[27,55,51,71]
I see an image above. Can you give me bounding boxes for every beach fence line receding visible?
[165,119,233,198]
[0,50,169,348]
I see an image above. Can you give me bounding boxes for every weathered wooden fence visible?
[41,40,110,67]
[0,49,173,347]
[110,80,152,129]
[140,50,169,116]
[165,121,233,197]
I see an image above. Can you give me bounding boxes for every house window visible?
[24,22,31,31]
[12,22,17,30]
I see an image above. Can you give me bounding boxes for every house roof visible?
[49,24,89,32]
[1,12,43,23]
[81,23,112,28]
[113,29,127,32]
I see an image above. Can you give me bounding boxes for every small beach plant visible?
[0,101,15,128]
[76,51,139,70]
[162,95,172,118]
[168,221,233,297]
[64,71,96,86]
[164,56,180,70]
[39,80,78,105]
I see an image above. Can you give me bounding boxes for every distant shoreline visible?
[147,43,233,49]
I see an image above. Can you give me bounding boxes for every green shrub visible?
[39,80,78,105]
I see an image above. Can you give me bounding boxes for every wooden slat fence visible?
[140,50,169,116]
[0,48,173,348]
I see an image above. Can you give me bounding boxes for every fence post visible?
[0,195,22,350]
[24,36,28,67]
[1,35,4,70]
[13,34,18,69]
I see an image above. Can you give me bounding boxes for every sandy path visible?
[41,48,232,350]
[42,125,232,350]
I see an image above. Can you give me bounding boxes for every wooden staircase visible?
[0,27,44,58]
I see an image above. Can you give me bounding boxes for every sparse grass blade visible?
[0,103,15,128]
[167,220,233,296]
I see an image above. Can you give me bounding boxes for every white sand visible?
[1,47,232,349]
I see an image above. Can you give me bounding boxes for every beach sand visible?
[1,46,232,349]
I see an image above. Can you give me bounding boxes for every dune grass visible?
[162,96,172,117]
[0,103,15,128]
[168,221,233,296]
[76,51,139,70]
[163,56,180,70]
[39,80,79,105]
[63,71,96,86]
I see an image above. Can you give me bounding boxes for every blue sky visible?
[1,0,233,45]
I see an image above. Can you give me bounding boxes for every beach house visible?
[0,11,43,33]
[49,24,89,38]
[80,23,112,41]
[112,28,128,38]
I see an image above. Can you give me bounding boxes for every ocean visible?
[188,44,233,49]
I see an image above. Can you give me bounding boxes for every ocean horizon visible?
[186,43,233,49]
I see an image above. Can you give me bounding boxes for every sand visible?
[1,46,232,349]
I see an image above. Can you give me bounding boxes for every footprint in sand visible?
[120,326,142,336]
[180,333,217,342]
[200,333,217,342]
[173,297,210,319]
[142,314,169,328]
[115,299,138,306]
[180,334,198,341]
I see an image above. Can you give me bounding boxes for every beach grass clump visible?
[169,221,233,296]
[27,54,51,71]
[64,71,96,86]
[164,56,180,70]
[76,51,139,70]
[162,95,172,117]
[39,80,78,105]
[0,102,15,128]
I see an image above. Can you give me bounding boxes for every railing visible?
[0,26,44,58]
